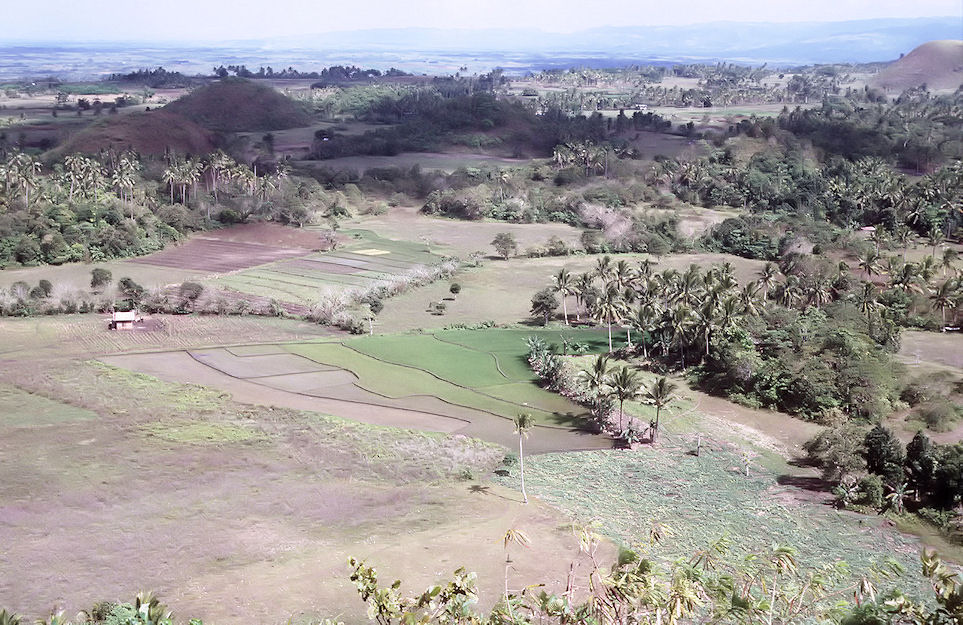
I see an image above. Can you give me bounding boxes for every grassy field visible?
[0,258,207,291]
[213,229,443,305]
[287,327,610,428]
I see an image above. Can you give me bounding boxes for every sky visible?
[3,0,961,42]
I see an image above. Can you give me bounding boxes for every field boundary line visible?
[337,342,590,431]
[428,333,512,381]
[183,349,475,426]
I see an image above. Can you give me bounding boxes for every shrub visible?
[856,474,885,510]
[918,399,962,433]
[90,268,112,290]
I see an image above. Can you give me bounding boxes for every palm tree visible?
[940,248,959,278]
[592,283,626,352]
[696,301,718,360]
[595,255,614,282]
[739,282,763,317]
[162,162,178,204]
[757,262,779,300]
[552,268,574,325]
[858,282,881,328]
[613,259,635,289]
[858,249,882,280]
[607,365,642,432]
[573,272,595,322]
[631,304,658,359]
[668,304,694,368]
[645,376,678,444]
[930,279,958,332]
[579,354,610,398]
[805,276,832,309]
[869,228,888,255]
[513,413,536,504]
[928,225,945,258]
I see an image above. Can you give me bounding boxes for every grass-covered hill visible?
[870,40,963,92]
[50,110,216,156]
[164,77,312,132]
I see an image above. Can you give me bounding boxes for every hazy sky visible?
[4,0,961,42]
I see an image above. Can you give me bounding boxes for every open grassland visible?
[377,252,766,333]
[0,314,331,360]
[0,359,608,624]
[345,205,583,257]
[213,229,443,305]
[0,258,207,291]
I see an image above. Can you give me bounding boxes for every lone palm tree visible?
[645,376,678,444]
[513,413,536,504]
[607,365,642,432]
[928,225,945,259]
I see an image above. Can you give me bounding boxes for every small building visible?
[109,310,141,330]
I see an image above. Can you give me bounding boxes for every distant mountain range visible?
[0,18,960,79]
[250,18,962,65]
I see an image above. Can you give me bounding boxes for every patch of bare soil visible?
[200,223,330,250]
[129,239,309,273]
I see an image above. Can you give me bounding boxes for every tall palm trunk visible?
[518,433,528,504]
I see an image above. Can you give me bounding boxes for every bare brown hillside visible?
[163,78,312,132]
[870,40,963,92]
[51,110,216,156]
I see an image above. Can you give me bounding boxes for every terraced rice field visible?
[214,229,444,305]
[103,327,614,452]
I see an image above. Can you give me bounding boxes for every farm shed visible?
[109,310,141,330]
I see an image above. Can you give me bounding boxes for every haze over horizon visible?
[3,0,961,43]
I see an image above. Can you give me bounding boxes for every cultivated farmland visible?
[102,327,616,452]
[213,229,444,305]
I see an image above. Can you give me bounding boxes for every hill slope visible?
[164,78,312,132]
[52,110,216,156]
[870,40,963,92]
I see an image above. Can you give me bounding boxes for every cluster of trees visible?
[669,149,962,239]
[534,257,915,421]
[779,87,963,172]
[0,147,333,268]
[0,150,183,266]
[107,67,193,88]
[525,61,862,113]
[808,425,963,530]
